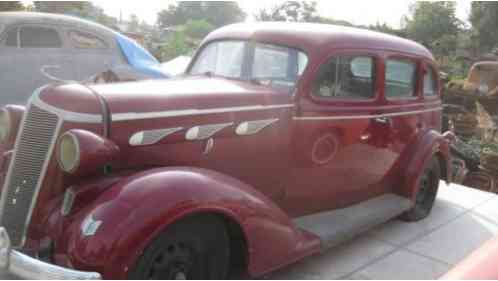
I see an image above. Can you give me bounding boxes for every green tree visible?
[469,2,498,52]
[368,22,406,38]
[254,1,320,22]
[0,1,24,11]
[183,20,215,39]
[158,31,191,61]
[33,1,89,15]
[404,2,461,57]
[128,14,140,33]
[157,1,245,29]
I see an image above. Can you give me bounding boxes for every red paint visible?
[442,236,498,279]
[0,23,452,278]
[55,129,119,176]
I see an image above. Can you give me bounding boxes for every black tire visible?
[129,215,230,280]
[400,158,441,222]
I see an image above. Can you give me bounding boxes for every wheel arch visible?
[62,167,314,279]
[399,129,452,201]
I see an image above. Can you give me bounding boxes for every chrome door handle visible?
[374,116,391,124]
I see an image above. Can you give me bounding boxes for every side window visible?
[68,30,107,49]
[312,55,375,100]
[19,26,62,48]
[385,59,417,99]
[5,28,18,47]
[423,67,438,96]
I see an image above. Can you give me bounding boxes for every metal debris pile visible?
[444,97,498,193]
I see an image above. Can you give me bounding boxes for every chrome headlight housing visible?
[57,132,80,173]
[0,109,11,144]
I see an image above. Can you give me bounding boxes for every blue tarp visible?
[115,34,169,79]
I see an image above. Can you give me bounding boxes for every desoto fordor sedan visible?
[0,22,453,279]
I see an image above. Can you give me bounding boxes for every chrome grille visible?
[0,105,60,247]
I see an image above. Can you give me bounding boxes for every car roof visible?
[0,12,117,39]
[204,22,434,60]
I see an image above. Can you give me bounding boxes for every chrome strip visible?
[235,119,279,136]
[129,127,183,146]
[293,107,442,121]
[30,86,102,124]
[112,104,295,121]
[0,87,64,248]
[185,123,233,141]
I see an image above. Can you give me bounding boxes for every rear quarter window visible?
[68,30,107,49]
[423,67,438,97]
[4,28,17,47]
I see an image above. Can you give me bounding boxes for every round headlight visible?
[0,109,11,144]
[58,133,80,173]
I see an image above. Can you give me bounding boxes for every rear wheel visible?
[400,158,441,221]
[129,215,229,280]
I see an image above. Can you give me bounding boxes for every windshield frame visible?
[186,39,309,89]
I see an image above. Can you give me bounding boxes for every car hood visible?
[37,76,293,120]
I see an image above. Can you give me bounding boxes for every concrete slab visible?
[269,235,396,280]
[406,210,498,265]
[350,249,451,280]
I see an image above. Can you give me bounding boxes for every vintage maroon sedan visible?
[0,22,453,279]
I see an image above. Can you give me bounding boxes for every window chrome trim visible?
[293,107,442,121]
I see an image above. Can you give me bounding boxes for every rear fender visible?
[399,130,452,201]
[60,167,316,279]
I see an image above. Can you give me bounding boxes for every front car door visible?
[0,23,73,105]
[286,50,397,217]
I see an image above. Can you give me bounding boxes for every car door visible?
[66,28,119,80]
[0,24,74,105]
[286,51,397,217]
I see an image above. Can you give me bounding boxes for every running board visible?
[293,194,412,250]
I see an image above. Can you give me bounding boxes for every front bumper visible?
[0,227,101,279]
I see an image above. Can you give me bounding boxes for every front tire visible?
[400,158,441,222]
[129,215,230,280]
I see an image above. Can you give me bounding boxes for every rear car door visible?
[0,24,74,105]
[287,51,396,216]
[379,55,436,190]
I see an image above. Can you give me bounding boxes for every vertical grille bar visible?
[0,105,60,247]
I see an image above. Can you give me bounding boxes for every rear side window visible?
[423,67,437,96]
[68,30,107,49]
[5,28,17,47]
[385,59,417,99]
[312,55,375,100]
[20,26,62,48]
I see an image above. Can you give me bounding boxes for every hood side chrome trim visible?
[112,104,295,121]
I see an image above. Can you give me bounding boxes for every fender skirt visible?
[59,167,319,279]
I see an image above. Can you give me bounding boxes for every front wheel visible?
[129,215,230,280]
[400,158,441,222]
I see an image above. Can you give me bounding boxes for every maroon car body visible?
[0,23,452,279]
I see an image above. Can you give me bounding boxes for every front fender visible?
[399,130,452,201]
[60,167,315,279]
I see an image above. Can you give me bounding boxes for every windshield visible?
[189,40,308,91]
